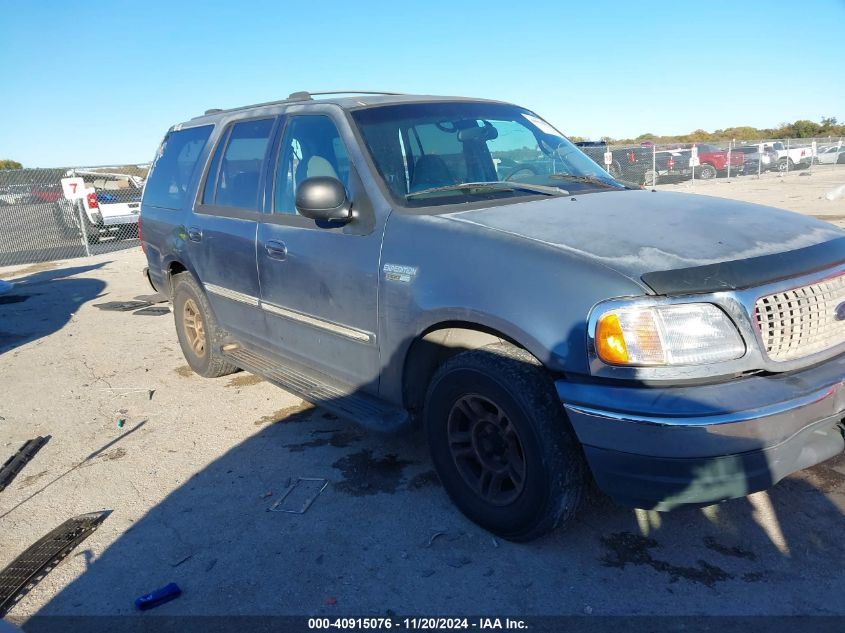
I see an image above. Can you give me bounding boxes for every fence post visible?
[652,143,656,187]
[726,140,732,181]
[758,141,762,179]
[690,146,695,188]
[77,200,91,258]
[785,138,790,177]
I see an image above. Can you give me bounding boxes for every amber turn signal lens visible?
[596,313,629,364]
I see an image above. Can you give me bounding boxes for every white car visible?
[816,145,845,165]
[55,170,144,243]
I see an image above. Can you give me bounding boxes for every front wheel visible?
[424,343,586,541]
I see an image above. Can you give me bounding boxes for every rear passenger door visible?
[188,117,278,346]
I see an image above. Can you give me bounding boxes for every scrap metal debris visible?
[133,293,168,304]
[133,306,171,316]
[0,436,50,493]
[93,300,151,312]
[0,510,110,616]
[268,477,328,514]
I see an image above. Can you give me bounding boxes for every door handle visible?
[187,227,202,242]
[265,240,287,260]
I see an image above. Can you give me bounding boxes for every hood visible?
[444,190,845,293]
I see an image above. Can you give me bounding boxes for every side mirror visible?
[295,177,353,223]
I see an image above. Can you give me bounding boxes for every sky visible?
[2,0,844,167]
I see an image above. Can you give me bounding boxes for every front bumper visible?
[556,353,845,510]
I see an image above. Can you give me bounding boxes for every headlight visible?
[594,303,745,366]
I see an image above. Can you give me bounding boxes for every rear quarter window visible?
[143,125,213,210]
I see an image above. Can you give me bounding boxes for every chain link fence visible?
[577,137,844,187]
[0,165,148,266]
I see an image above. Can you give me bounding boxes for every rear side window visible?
[213,118,274,210]
[143,125,213,210]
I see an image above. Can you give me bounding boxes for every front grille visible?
[755,272,845,362]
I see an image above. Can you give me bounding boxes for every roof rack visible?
[195,91,405,118]
[287,90,406,101]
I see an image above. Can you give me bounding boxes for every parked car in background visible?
[30,183,63,204]
[0,184,32,206]
[691,143,745,179]
[646,150,692,185]
[575,142,654,185]
[764,141,813,171]
[733,145,779,173]
[54,170,144,243]
[816,145,845,165]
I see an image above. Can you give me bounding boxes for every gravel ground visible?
[0,173,844,623]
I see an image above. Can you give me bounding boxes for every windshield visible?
[351,102,624,208]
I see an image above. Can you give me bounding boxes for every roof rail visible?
[194,91,405,119]
[288,90,406,100]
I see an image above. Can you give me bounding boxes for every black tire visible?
[777,157,794,172]
[643,170,658,187]
[172,272,239,378]
[698,163,717,180]
[80,208,100,244]
[424,343,586,541]
[52,202,79,238]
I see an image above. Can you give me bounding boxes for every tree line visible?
[570,117,844,145]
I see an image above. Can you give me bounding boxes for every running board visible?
[224,347,410,433]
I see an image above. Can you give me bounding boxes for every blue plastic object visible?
[134,582,182,610]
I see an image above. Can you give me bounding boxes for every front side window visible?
[351,102,624,209]
[273,115,350,215]
[143,125,212,210]
[212,118,274,210]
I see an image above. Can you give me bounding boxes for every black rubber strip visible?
[0,511,110,616]
[0,436,50,493]
[641,236,845,295]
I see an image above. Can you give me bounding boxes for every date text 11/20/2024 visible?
[307,617,528,630]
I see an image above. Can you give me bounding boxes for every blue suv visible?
[141,91,845,541]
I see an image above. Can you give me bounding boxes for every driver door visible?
[256,113,383,391]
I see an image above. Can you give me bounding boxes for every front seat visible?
[296,155,339,185]
[410,155,455,192]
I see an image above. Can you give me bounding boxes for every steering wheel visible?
[504,165,538,182]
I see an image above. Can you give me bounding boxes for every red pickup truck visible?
[691,143,745,179]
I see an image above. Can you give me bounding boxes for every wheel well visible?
[166,261,188,296]
[402,323,528,416]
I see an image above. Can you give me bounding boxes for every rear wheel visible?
[777,158,794,172]
[698,163,717,179]
[172,273,239,378]
[643,170,659,186]
[81,210,100,244]
[424,343,586,541]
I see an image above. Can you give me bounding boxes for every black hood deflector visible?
[641,236,845,295]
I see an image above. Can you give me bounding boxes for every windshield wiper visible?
[548,174,625,189]
[406,181,569,200]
